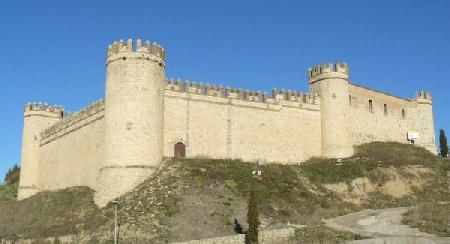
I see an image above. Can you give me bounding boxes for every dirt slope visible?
[0,142,448,243]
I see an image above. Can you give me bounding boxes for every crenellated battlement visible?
[107,38,165,62]
[24,102,64,117]
[17,38,438,206]
[416,91,432,100]
[165,78,319,105]
[40,99,105,142]
[415,91,432,105]
[308,62,349,81]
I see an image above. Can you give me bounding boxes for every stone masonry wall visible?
[38,100,105,190]
[163,80,322,163]
[349,84,412,145]
[29,79,435,195]
[349,84,436,154]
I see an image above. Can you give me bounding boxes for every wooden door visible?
[174,142,186,158]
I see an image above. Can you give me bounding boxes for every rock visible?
[257,158,267,165]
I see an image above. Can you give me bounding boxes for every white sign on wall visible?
[407,131,420,141]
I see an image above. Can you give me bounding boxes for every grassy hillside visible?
[0,142,448,242]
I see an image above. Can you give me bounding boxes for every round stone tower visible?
[308,63,353,158]
[94,39,166,207]
[18,103,63,200]
[413,91,436,154]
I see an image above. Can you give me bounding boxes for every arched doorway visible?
[174,142,186,158]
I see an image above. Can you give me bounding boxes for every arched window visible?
[174,142,186,158]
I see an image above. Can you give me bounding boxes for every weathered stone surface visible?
[17,39,436,207]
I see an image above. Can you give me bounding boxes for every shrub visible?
[439,129,449,158]
[245,188,259,244]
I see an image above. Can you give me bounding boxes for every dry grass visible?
[0,187,98,240]
[0,142,448,241]
[403,203,450,237]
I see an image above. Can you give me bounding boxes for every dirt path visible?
[325,207,450,244]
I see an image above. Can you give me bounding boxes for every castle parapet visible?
[107,38,165,65]
[415,91,432,104]
[40,99,105,142]
[24,102,64,118]
[308,62,349,82]
[165,78,319,106]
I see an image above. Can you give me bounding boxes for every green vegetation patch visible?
[0,183,18,201]
[355,142,439,166]
[300,158,364,184]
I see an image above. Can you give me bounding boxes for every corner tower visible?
[308,63,353,158]
[18,103,63,200]
[94,39,166,207]
[413,91,436,154]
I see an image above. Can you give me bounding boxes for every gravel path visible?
[324,207,450,244]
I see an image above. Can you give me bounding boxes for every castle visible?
[17,39,436,207]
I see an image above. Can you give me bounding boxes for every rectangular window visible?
[349,95,352,106]
[402,109,406,119]
[369,100,373,112]
[384,104,388,116]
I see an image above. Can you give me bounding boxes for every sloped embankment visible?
[0,142,448,242]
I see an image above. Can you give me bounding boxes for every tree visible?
[245,188,259,244]
[4,164,20,184]
[440,129,449,158]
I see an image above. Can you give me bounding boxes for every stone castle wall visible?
[29,81,322,193]
[17,39,436,205]
[38,100,105,191]
[349,84,413,145]
[28,78,434,194]
[163,80,322,163]
[349,84,435,152]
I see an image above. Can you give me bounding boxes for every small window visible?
[369,100,373,112]
[126,122,133,130]
[384,104,388,116]
[402,109,406,119]
[349,95,352,106]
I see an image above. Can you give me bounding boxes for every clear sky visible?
[0,0,449,181]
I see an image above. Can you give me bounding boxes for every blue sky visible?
[0,0,449,180]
